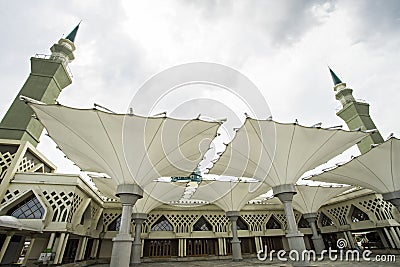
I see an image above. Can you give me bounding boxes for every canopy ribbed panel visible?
[192,181,271,211]
[309,138,400,193]
[293,185,350,214]
[28,103,220,186]
[209,119,369,186]
[92,176,186,213]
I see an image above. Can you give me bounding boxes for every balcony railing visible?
[34,54,73,78]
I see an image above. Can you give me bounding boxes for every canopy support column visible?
[226,211,242,261]
[382,190,400,212]
[303,213,325,254]
[0,232,13,263]
[130,213,147,265]
[273,184,309,267]
[111,184,143,267]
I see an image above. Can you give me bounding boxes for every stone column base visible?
[111,234,134,267]
[311,235,325,254]
[286,232,310,267]
[130,243,142,265]
[231,240,242,261]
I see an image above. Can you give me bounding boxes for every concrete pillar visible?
[53,233,66,264]
[90,239,100,259]
[303,213,325,254]
[47,232,56,251]
[57,233,69,264]
[130,213,147,265]
[345,231,355,249]
[110,184,143,267]
[178,239,186,257]
[217,238,225,256]
[0,232,13,263]
[273,184,309,267]
[226,211,242,261]
[76,237,88,261]
[383,228,396,248]
[389,227,400,248]
[21,237,36,266]
[382,190,400,212]
[377,228,390,248]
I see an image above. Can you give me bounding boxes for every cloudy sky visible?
[1,0,400,175]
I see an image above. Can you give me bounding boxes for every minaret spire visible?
[330,69,384,154]
[328,67,343,85]
[0,25,79,146]
[65,22,80,43]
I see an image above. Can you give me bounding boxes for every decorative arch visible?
[266,215,281,229]
[151,215,173,231]
[298,215,310,228]
[319,212,334,227]
[108,215,121,231]
[193,215,212,231]
[236,216,249,230]
[349,205,370,222]
[6,193,45,219]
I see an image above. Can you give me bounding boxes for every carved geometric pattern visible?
[107,215,121,231]
[236,216,249,230]
[1,189,25,205]
[350,205,370,222]
[204,214,229,232]
[166,214,198,233]
[142,213,161,233]
[272,212,287,229]
[193,216,212,231]
[67,193,83,223]
[241,213,268,232]
[16,156,36,173]
[320,212,334,226]
[42,190,74,222]
[103,211,122,227]
[358,197,395,220]
[0,151,15,180]
[7,194,45,219]
[266,215,282,229]
[326,205,349,225]
[151,215,174,231]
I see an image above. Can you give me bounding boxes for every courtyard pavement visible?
[90,255,400,267]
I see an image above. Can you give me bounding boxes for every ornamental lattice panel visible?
[166,213,199,233]
[0,151,15,180]
[241,212,269,231]
[204,214,229,232]
[326,205,350,225]
[103,211,122,228]
[42,190,74,222]
[358,197,395,220]
[0,189,26,205]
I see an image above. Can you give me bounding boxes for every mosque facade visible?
[0,26,399,266]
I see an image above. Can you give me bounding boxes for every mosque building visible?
[0,25,399,267]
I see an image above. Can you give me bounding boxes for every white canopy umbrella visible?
[91,177,186,212]
[209,118,370,186]
[293,185,351,253]
[192,179,270,261]
[192,180,271,212]
[308,137,400,211]
[26,101,220,187]
[293,185,351,215]
[208,118,369,263]
[25,99,220,267]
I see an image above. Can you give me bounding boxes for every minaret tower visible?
[330,67,384,154]
[0,24,80,147]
